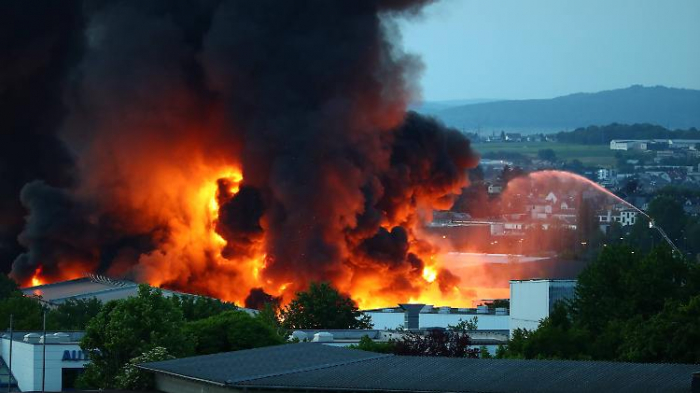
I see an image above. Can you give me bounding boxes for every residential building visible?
[598,208,639,228]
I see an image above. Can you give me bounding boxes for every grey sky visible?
[399,0,700,101]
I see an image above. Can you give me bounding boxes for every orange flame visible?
[30,266,44,287]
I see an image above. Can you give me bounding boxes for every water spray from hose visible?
[526,171,683,256]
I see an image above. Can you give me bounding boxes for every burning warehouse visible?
[2,1,600,310]
[2,0,485,309]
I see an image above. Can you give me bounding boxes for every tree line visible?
[497,245,700,363]
[555,123,700,145]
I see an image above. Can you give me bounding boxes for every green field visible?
[473,142,615,166]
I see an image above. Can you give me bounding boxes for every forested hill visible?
[555,123,700,145]
[429,85,700,131]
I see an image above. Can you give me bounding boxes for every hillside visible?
[425,85,700,133]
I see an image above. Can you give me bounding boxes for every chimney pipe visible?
[399,304,425,330]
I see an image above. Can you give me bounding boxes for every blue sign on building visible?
[62,349,88,361]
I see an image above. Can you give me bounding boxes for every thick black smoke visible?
[244,287,280,310]
[0,0,84,272]
[7,0,479,305]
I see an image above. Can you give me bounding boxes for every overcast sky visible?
[399,0,700,101]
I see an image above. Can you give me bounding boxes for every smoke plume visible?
[6,0,480,308]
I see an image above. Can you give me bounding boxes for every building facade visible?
[509,279,576,333]
[0,332,87,392]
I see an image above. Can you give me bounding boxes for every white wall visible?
[509,281,551,333]
[509,280,576,335]
[366,312,404,330]
[1,338,87,392]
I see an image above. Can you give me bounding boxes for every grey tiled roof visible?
[138,343,389,385]
[140,344,699,392]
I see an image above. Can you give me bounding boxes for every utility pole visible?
[42,311,46,392]
[7,314,13,393]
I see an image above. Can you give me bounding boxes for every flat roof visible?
[1,331,85,344]
[140,344,699,393]
[510,279,577,283]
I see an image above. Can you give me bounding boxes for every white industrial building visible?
[509,279,577,333]
[0,332,86,391]
[363,304,509,331]
[610,139,700,151]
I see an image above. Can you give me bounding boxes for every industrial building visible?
[138,343,700,393]
[363,303,509,331]
[509,279,577,332]
[0,276,258,391]
[21,274,257,314]
[610,139,700,151]
[21,274,183,305]
[0,331,86,391]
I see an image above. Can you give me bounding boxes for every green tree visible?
[447,316,478,332]
[0,274,19,299]
[500,303,590,360]
[47,298,103,330]
[114,347,175,390]
[78,285,192,388]
[393,329,479,358]
[620,295,700,364]
[646,195,687,244]
[280,282,372,329]
[0,295,44,330]
[0,275,44,330]
[185,310,284,355]
[501,245,700,362]
[349,335,396,354]
[169,294,236,322]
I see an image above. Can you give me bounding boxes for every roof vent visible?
[495,307,508,316]
[23,333,41,343]
[438,306,451,314]
[382,308,395,313]
[312,332,333,343]
[54,332,71,343]
[290,331,308,342]
[476,305,489,314]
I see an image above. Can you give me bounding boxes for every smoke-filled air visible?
[2,1,623,309]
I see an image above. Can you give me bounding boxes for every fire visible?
[422,265,437,283]
[30,266,44,287]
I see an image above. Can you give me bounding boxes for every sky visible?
[399,0,700,101]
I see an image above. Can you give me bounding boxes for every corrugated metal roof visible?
[140,344,699,392]
[21,276,137,302]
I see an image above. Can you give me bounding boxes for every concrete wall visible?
[509,281,552,332]
[509,280,576,334]
[1,338,87,392]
